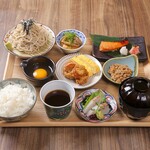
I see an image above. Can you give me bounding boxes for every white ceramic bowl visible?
[56,29,86,54]
[0,78,37,122]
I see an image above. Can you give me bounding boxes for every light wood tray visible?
[1,42,150,127]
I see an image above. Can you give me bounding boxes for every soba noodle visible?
[6,22,53,55]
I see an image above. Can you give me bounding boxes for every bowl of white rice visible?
[0,78,37,122]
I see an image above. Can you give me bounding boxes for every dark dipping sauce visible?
[44,90,70,107]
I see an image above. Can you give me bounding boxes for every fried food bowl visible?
[56,29,86,54]
[0,78,37,122]
[75,89,117,122]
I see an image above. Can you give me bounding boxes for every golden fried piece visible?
[63,61,76,79]
[76,76,89,85]
[63,61,89,85]
[73,65,89,85]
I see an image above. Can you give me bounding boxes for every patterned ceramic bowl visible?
[75,89,117,123]
[56,29,86,54]
[0,78,37,122]
[40,80,75,120]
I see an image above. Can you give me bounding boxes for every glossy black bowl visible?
[20,56,56,87]
[119,77,150,119]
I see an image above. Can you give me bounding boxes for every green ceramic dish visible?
[102,55,139,84]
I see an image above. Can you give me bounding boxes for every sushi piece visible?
[99,40,129,52]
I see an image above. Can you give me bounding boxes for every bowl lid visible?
[119,77,150,108]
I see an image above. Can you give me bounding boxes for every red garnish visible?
[129,46,140,55]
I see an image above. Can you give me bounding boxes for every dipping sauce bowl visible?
[40,80,75,120]
[20,56,56,87]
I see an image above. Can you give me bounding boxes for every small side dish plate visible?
[102,54,139,84]
[75,89,117,123]
[56,29,86,54]
[3,23,55,59]
[91,35,148,62]
[55,53,103,89]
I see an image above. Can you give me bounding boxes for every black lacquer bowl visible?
[20,56,56,87]
[119,77,150,119]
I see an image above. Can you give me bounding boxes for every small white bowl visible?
[56,29,86,54]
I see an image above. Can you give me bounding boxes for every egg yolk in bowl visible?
[33,68,48,79]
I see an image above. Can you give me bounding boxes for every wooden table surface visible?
[0,0,150,150]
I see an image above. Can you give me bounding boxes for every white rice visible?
[0,84,35,117]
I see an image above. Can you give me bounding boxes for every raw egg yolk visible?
[33,68,48,79]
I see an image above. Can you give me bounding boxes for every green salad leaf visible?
[99,90,106,104]
[82,89,106,109]
[90,34,122,47]
[64,32,76,44]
